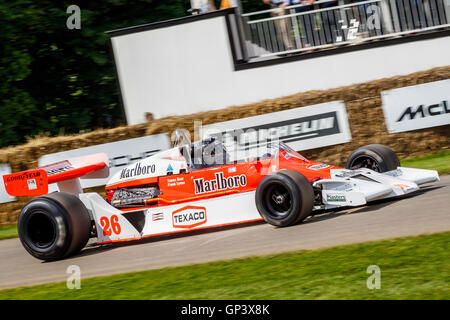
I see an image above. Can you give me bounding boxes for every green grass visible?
[401,150,450,175]
[0,232,448,300]
[0,225,18,240]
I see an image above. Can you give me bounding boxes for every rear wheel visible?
[345,144,400,173]
[255,170,314,227]
[18,192,91,261]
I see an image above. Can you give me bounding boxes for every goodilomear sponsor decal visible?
[172,206,207,229]
[4,171,41,183]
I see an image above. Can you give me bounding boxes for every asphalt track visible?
[0,175,449,290]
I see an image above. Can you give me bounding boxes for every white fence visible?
[241,0,450,58]
[108,8,450,123]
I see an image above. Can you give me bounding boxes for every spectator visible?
[262,0,294,52]
[220,0,230,10]
[350,0,381,38]
[290,0,317,48]
[318,0,338,44]
[189,0,216,15]
[206,0,217,12]
[105,115,114,128]
[145,112,154,122]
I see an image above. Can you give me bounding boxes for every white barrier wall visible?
[110,13,450,125]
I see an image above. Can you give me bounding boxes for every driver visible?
[190,138,230,169]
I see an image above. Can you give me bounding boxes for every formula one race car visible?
[2,129,439,261]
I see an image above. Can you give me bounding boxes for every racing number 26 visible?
[100,215,121,236]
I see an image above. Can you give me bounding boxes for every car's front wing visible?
[314,167,439,209]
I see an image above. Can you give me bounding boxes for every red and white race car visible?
[2,129,439,261]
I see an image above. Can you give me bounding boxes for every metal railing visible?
[241,0,450,59]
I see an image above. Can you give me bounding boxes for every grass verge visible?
[400,150,450,175]
[0,225,18,240]
[0,232,448,300]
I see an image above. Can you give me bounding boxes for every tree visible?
[0,0,263,148]
[0,0,189,148]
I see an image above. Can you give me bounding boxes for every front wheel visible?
[255,170,314,227]
[17,192,91,261]
[345,144,400,173]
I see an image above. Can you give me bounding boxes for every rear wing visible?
[3,153,109,197]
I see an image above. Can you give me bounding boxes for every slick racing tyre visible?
[345,144,400,173]
[255,170,314,227]
[17,192,91,261]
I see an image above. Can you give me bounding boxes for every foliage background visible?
[0,0,263,148]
